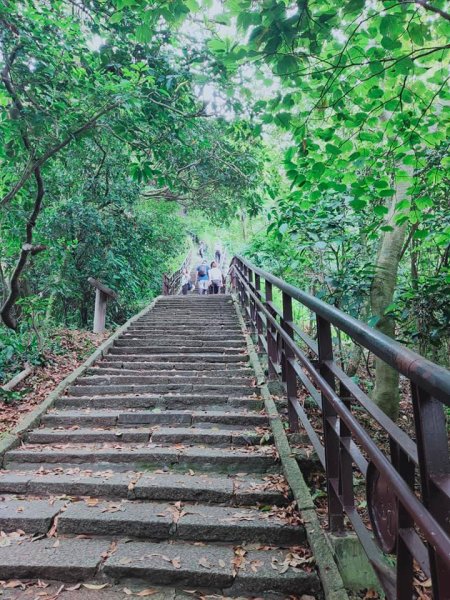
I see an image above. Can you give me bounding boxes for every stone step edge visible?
[0,472,289,505]
[0,297,163,467]
[0,536,320,597]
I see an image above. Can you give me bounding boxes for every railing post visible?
[247,267,256,334]
[316,315,345,532]
[282,292,298,432]
[254,273,263,350]
[411,384,450,599]
[265,280,278,379]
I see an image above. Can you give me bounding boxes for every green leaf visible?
[311,162,326,177]
[109,11,124,24]
[343,0,365,14]
[325,143,340,155]
[373,205,389,216]
[275,112,292,128]
[413,229,429,240]
[350,199,367,210]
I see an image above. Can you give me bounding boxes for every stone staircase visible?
[0,295,321,599]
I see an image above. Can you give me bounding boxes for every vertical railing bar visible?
[317,315,345,532]
[282,291,299,432]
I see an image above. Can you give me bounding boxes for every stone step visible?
[67,383,256,397]
[0,471,289,505]
[115,339,245,349]
[103,353,249,363]
[104,540,319,596]
[98,360,250,370]
[27,427,152,444]
[56,394,262,411]
[0,496,65,534]
[135,321,239,328]
[42,409,268,428]
[109,347,244,356]
[128,326,242,333]
[0,538,110,581]
[26,426,266,447]
[57,500,302,545]
[88,367,254,377]
[5,445,277,473]
[125,328,241,335]
[76,374,253,386]
[151,426,267,446]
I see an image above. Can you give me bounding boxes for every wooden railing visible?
[230,255,450,600]
[162,251,192,296]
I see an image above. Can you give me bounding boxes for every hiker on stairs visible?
[196,259,210,294]
[209,261,223,294]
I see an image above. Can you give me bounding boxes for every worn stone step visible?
[67,383,256,397]
[98,360,250,371]
[119,409,268,427]
[109,347,244,356]
[151,426,267,446]
[103,540,320,596]
[76,374,252,386]
[128,327,242,334]
[0,496,64,533]
[27,427,152,444]
[88,367,254,377]
[115,339,244,349]
[56,394,262,411]
[5,445,277,473]
[103,353,249,363]
[0,471,289,505]
[42,409,268,428]
[57,500,302,545]
[0,537,110,581]
[124,330,241,338]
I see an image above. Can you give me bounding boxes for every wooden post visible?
[88,278,117,334]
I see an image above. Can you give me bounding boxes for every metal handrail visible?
[234,255,450,404]
[230,255,450,600]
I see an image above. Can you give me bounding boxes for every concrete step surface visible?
[0,294,319,598]
[0,470,289,505]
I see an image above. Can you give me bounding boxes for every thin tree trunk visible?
[369,168,412,420]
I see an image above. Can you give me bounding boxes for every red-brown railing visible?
[230,255,450,600]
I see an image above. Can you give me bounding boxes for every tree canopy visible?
[1,0,449,419]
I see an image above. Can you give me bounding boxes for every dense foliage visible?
[0,0,448,420]
[205,0,450,417]
[0,0,270,379]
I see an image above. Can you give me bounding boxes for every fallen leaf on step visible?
[198,557,211,569]
[82,583,109,590]
[218,559,226,568]
[85,498,99,507]
[171,556,181,569]
[52,539,60,548]
[136,590,158,597]
[3,580,26,589]
[65,584,81,591]
[119,557,132,565]
[123,588,133,595]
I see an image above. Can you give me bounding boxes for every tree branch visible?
[0,102,119,207]
[413,0,450,21]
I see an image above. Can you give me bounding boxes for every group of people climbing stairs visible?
[0,294,321,598]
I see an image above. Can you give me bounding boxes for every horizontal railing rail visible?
[162,250,192,296]
[229,255,450,600]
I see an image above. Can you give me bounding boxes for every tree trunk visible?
[369,169,412,420]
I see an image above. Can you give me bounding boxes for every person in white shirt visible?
[209,261,223,294]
